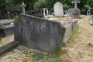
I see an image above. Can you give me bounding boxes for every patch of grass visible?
[33,52,45,60]
[25,51,45,62]
[68,27,79,43]
[45,47,69,62]
[0,37,4,45]
[61,47,68,54]
[79,52,83,58]
[25,47,69,62]
[52,47,62,58]
[44,57,68,62]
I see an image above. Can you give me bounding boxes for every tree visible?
[0,0,6,14]
[34,0,47,9]
[7,0,37,10]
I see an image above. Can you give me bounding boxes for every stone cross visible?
[7,11,10,19]
[21,2,26,14]
[72,0,80,9]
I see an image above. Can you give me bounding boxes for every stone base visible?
[63,19,78,42]
[71,9,81,19]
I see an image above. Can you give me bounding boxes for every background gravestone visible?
[68,8,75,15]
[54,2,64,16]
[68,8,80,19]
[72,8,80,18]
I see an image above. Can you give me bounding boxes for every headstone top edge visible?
[54,2,63,5]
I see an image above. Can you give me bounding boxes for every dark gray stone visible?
[14,14,66,53]
[4,27,14,36]
[69,19,78,31]
[63,23,73,42]
[63,19,78,42]
[0,20,14,37]
[0,41,19,54]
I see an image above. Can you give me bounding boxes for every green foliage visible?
[33,52,45,60]
[0,0,6,14]
[44,58,62,62]
[34,0,46,9]
[52,47,62,58]
[0,0,93,17]
[84,5,92,10]
[68,27,79,43]
[5,0,37,10]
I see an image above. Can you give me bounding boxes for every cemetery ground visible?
[0,16,93,62]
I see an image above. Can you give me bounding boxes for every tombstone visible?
[68,8,80,19]
[54,2,64,16]
[21,2,26,14]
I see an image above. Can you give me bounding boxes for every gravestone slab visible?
[15,14,66,53]
[54,2,64,16]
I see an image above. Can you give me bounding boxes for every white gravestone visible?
[54,2,64,16]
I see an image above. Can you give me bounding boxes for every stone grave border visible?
[63,19,78,42]
[0,15,78,54]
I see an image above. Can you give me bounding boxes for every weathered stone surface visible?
[54,2,64,16]
[63,23,73,42]
[0,41,19,54]
[0,20,14,37]
[72,9,80,19]
[68,8,75,15]
[69,19,78,30]
[4,27,14,36]
[15,14,66,53]
[68,8,80,19]
[63,19,78,42]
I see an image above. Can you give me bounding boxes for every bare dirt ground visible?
[61,16,93,62]
[0,16,93,62]
[0,35,14,47]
